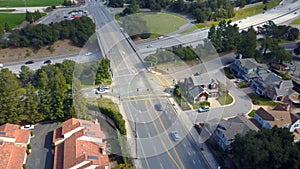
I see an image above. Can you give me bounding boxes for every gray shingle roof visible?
[240,58,260,70]
[259,72,282,85]
[190,73,215,86]
[188,86,205,98]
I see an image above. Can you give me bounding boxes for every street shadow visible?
[44,131,54,169]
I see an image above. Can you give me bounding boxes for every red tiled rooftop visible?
[0,141,27,169]
[62,118,81,135]
[0,123,20,138]
[15,130,30,143]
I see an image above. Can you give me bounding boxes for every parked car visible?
[21,124,34,130]
[25,60,34,64]
[95,88,107,94]
[85,52,92,56]
[0,63,3,68]
[170,131,181,142]
[157,36,164,40]
[198,106,210,113]
[43,60,51,64]
[147,44,153,48]
[98,85,109,90]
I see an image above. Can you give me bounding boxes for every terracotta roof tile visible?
[0,123,20,139]
[0,141,27,169]
[61,118,80,135]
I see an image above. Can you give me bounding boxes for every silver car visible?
[170,131,180,142]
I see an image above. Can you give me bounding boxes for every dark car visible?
[155,103,163,111]
[43,60,51,64]
[25,60,34,64]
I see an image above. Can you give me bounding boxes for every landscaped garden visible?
[217,94,233,105]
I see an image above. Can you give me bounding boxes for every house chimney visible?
[286,104,290,112]
[100,146,106,155]
[278,81,283,89]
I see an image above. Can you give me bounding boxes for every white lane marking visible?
[193,160,196,165]
[183,143,186,148]
[160,162,164,169]
[147,132,151,137]
[188,151,191,156]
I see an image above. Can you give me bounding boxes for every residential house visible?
[182,73,219,103]
[53,118,109,169]
[230,58,268,82]
[0,123,31,169]
[206,116,259,151]
[251,70,294,102]
[253,106,300,142]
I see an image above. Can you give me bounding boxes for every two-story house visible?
[251,70,294,102]
[230,58,268,82]
[206,116,259,151]
[253,106,300,142]
[182,73,219,103]
[53,118,109,169]
[0,123,31,169]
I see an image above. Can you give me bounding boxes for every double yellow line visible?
[154,74,173,87]
[144,100,185,169]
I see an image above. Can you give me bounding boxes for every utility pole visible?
[135,121,138,159]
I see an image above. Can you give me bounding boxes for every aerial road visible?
[85,1,213,169]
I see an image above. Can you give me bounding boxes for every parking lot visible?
[26,122,58,169]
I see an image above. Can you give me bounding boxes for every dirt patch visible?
[0,40,82,63]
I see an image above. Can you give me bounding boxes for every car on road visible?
[170,131,181,142]
[157,36,164,40]
[21,124,34,130]
[146,44,153,48]
[197,106,210,113]
[85,52,92,56]
[98,85,109,90]
[25,60,34,64]
[42,60,51,64]
[95,88,107,94]
[0,63,3,68]
[155,103,163,111]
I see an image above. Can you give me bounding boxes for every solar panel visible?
[0,132,6,135]
[82,123,91,127]
[0,142,3,145]
[86,131,95,135]
[87,155,99,160]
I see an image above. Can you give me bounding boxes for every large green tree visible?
[237,27,256,58]
[0,68,23,124]
[232,127,300,169]
[19,65,34,87]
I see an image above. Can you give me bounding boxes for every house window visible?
[200,96,207,101]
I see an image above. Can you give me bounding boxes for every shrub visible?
[26,149,30,155]
[23,164,28,169]
[27,144,31,149]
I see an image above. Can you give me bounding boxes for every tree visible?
[23,83,44,123]
[0,68,23,124]
[294,42,300,55]
[237,27,256,58]
[19,65,34,87]
[36,70,52,119]
[4,22,11,32]
[232,127,300,169]
[49,68,68,120]
[108,0,124,7]
[0,25,4,38]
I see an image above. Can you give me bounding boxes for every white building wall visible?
[69,161,90,169]
[0,137,16,143]
[64,126,84,139]
[78,136,102,143]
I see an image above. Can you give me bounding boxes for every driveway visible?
[26,122,58,169]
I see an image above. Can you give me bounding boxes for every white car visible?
[85,52,92,56]
[21,124,34,130]
[95,89,107,94]
[170,131,181,142]
[157,36,164,40]
[146,44,153,48]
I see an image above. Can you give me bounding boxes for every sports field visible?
[0,0,63,7]
[138,12,188,35]
[0,13,25,28]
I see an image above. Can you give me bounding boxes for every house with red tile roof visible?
[53,118,109,169]
[0,123,31,169]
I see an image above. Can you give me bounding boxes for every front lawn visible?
[193,101,210,109]
[217,94,233,105]
[248,109,257,117]
[248,93,279,106]
[237,81,248,88]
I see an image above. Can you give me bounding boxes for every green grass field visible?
[138,12,188,35]
[0,0,63,7]
[291,18,300,25]
[0,13,25,28]
[233,0,281,21]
